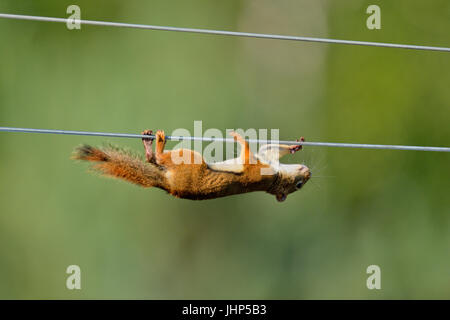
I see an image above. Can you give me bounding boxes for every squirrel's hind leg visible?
[229,131,256,165]
[155,130,167,164]
[142,130,156,164]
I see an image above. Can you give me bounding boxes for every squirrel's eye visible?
[296,181,303,189]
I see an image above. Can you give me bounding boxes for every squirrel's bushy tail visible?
[73,145,165,188]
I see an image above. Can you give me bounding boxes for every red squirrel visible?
[73,130,311,202]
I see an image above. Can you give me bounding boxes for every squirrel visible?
[73,130,311,202]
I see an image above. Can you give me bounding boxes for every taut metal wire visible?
[0,127,449,152]
[0,13,449,52]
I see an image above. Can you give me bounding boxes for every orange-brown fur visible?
[73,145,166,188]
[73,130,310,201]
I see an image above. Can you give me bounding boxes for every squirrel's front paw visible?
[229,131,244,143]
[289,137,305,154]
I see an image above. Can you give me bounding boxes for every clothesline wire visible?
[0,127,449,152]
[0,13,449,52]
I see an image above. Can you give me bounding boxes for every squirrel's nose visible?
[300,165,311,179]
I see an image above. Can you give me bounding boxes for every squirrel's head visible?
[268,164,311,202]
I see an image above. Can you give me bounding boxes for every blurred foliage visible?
[0,0,448,299]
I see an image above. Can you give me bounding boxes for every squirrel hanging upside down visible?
[73,130,311,202]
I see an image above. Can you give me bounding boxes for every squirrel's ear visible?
[276,194,287,202]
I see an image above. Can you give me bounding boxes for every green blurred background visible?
[0,0,449,299]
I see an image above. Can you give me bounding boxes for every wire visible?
[0,15,448,152]
[0,127,449,152]
[0,13,449,52]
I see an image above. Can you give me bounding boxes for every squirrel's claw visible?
[229,131,245,144]
[289,137,305,154]
[229,131,239,139]
[142,129,154,141]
